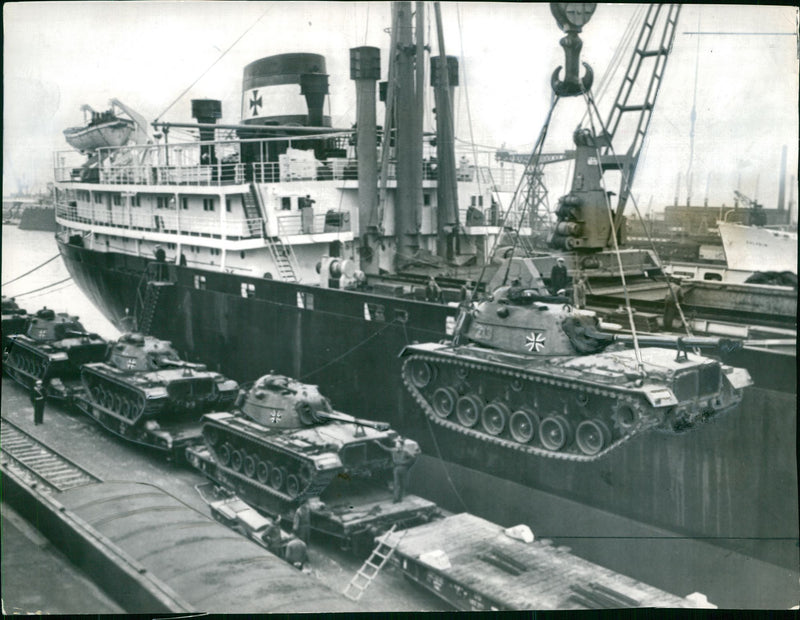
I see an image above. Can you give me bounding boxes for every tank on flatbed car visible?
[401,284,753,462]
[75,332,239,453]
[3,306,108,397]
[200,373,420,504]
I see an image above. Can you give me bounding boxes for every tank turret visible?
[3,306,108,392]
[76,333,239,453]
[201,374,415,505]
[401,286,752,461]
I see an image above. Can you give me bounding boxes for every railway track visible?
[1,416,102,493]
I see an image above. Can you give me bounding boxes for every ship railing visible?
[55,199,264,240]
[276,212,349,236]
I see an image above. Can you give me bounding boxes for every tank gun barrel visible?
[157,358,207,370]
[315,409,391,431]
[598,332,743,354]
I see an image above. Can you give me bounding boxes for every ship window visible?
[94,193,103,204]
[112,193,121,206]
[157,196,169,209]
[194,275,206,290]
[296,291,314,310]
[131,194,140,207]
[394,309,409,323]
[703,273,722,282]
[281,197,292,211]
[423,193,431,206]
[167,243,176,250]
[203,198,215,212]
[181,197,189,210]
[210,248,221,256]
[364,303,385,322]
[241,283,255,298]
[240,251,246,259]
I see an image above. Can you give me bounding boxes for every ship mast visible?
[393,1,421,270]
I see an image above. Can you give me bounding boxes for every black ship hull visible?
[57,240,798,572]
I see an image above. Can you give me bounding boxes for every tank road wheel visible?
[432,387,458,418]
[120,398,132,420]
[256,460,270,484]
[575,419,611,456]
[244,455,257,478]
[92,386,105,405]
[286,474,301,498]
[407,360,436,388]
[218,443,232,466]
[205,427,219,446]
[231,449,244,472]
[104,391,115,411]
[612,402,640,434]
[539,415,573,451]
[298,463,313,488]
[456,394,482,428]
[269,466,285,490]
[510,408,539,444]
[481,402,509,436]
[112,394,123,415]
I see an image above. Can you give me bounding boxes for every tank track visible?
[203,419,336,504]
[402,351,661,462]
[82,369,151,425]
[4,342,50,387]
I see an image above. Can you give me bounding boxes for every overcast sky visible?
[4,2,798,217]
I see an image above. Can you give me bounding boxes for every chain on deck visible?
[402,352,657,463]
[1,417,102,492]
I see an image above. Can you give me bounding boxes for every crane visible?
[546,4,681,251]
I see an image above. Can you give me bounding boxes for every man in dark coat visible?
[292,500,311,545]
[425,277,443,303]
[31,379,46,425]
[550,257,569,295]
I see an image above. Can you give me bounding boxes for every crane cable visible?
[581,90,645,373]
[583,94,694,340]
[474,91,561,291]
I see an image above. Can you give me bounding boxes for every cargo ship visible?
[52,1,797,578]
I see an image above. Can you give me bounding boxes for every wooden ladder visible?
[343,524,401,601]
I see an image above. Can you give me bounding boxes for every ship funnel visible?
[191,99,222,164]
[242,53,331,127]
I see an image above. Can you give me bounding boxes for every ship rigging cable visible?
[10,277,73,299]
[154,6,271,123]
[2,231,91,287]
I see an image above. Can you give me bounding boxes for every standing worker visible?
[550,257,569,295]
[292,500,311,545]
[572,272,590,309]
[375,437,419,503]
[663,279,684,330]
[425,276,443,303]
[284,538,308,571]
[31,379,46,425]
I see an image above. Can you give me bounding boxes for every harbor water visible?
[2,226,119,339]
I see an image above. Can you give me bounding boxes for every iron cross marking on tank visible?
[270,409,282,424]
[249,90,263,116]
[525,331,546,352]
[126,358,137,369]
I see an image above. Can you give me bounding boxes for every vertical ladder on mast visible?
[343,524,402,601]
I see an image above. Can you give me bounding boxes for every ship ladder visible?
[244,184,267,238]
[139,281,167,334]
[343,524,403,601]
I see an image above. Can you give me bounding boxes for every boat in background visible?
[717,221,797,274]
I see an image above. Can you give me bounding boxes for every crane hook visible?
[551,61,594,97]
